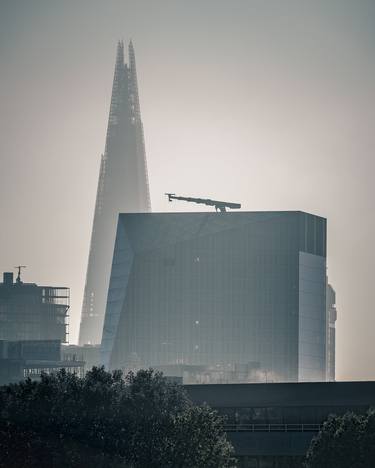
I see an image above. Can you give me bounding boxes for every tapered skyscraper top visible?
[79,41,151,345]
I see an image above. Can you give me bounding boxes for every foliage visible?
[0,367,235,468]
[0,420,126,468]
[305,409,375,468]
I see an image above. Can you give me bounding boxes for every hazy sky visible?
[1,0,374,380]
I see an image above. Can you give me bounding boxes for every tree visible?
[0,420,126,468]
[305,410,375,468]
[0,368,235,468]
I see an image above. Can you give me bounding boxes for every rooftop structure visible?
[79,40,151,345]
[165,193,241,212]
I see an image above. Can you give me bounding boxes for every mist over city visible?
[1,1,375,467]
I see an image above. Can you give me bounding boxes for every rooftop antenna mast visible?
[14,265,26,284]
[165,194,241,213]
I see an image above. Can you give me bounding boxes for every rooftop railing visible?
[224,423,322,433]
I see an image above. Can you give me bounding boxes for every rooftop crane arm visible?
[165,193,241,212]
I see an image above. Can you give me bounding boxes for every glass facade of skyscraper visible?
[102,211,327,382]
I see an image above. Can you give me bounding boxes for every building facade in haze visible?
[186,381,375,466]
[101,211,328,383]
[62,344,101,374]
[326,282,337,381]
[0,272,69,343]
[0,340,84,385]
[79,41,151,345]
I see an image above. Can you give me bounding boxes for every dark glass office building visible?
[101,211,327,382]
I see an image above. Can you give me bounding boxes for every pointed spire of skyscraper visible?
[107,41,126,132]
[128,40,141,122]
[116,40,124,66]
[79,41,151,346]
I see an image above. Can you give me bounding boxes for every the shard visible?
[79,41,151,345]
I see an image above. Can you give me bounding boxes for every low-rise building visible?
[0,340,84,385]
[186,380,375,467]
[62,344,101,374]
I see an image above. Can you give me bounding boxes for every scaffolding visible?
[41,286,70,343]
